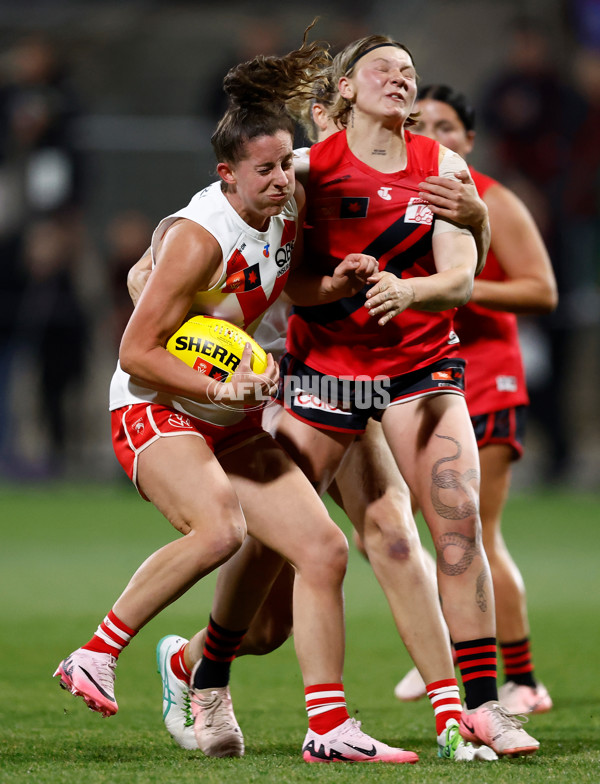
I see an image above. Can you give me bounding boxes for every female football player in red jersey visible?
[53,35,420,766]
[269,36,538,758]
[392,84,557,715]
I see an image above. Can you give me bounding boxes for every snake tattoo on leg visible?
[431,434,488,609]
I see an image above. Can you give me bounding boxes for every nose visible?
[389,67,406,85]
[273,165,290,187]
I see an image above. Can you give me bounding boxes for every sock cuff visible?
[107,610,136,638]
[208,615,248,640]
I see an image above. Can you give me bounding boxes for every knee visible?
[299,526,348,583]
[185,510,246,565]
[247,615,293,655]
[362,491,419,562]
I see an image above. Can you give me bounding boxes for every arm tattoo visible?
[372,149,387,155]
[436,531,477,576]
[476,569,488,612]
[431,434,479,520]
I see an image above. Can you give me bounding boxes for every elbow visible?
[544,285,559,313]
[533,283,559,315]
[119,341,140,378]
[457,279,474,307]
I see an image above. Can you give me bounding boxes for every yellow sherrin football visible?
[166,315,268,382]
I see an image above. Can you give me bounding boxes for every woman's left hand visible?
[365,271,414,325]
[418,169,487,227]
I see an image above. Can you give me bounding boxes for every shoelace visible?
[84,654,117,690]
[190,690,236,731]
[182,691,194,727]
[337,717,375,743]
[490,703,529,731]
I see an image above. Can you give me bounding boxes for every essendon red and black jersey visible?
[454,168,529,415]
[286,129,459,377]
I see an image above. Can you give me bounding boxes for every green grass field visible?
[1,482,599,783]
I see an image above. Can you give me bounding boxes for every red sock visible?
[426,678,463,735]
[82,610,136,658]
[305,683,350,734]
[170,644,191,682]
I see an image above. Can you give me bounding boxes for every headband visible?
[345,42,405,74]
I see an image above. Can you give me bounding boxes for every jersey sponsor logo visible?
[167,413,193,429]
[263,243,270,258]
[377,186,392,201]
[447,330,460,345]
[432,366,464,384]
[292,388,352,415]
[404,196,433,225]
[340,197,369,219]
[133,418,145,434]
[275,239,294,277]
[496,375,518,392]
[223,263,262,293]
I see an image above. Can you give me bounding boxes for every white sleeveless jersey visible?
[109,181,298,426]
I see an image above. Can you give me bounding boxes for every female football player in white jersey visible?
[53,32,420,766]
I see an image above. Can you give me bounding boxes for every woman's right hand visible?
[211,343,279,408]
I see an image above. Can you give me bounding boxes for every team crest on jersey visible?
[223,263,262,293]
[378,187,392,201]
[404,197,433,225]
[340,197,369,219]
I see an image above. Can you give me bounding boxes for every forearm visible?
[121,344,219,404]
[409,268,473,312]
[285,268,341,305]
[471,277,557,314]
[472,215,490,277]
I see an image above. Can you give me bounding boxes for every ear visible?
[338,75,354,102]
[312,103,330,133]
[217,161,236,186]
[464,130,476,156]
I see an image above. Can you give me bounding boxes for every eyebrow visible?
[255,153,294,169]
[371,56,414,70]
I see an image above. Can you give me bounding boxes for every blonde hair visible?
[329,34,420,129]
[288,65,336,143]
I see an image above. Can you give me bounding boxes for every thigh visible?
[272,407,354,493]
[137,434,243,536]
[382,393,481,527]
[334,419,413,538]
[478,443,513,543]
[220,432,348,567]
